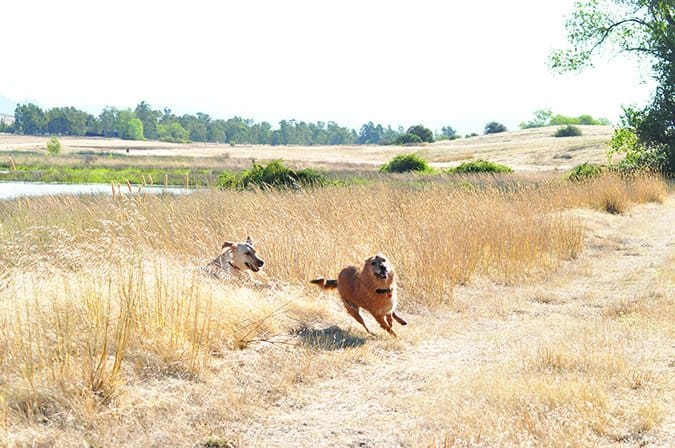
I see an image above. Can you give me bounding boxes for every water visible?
[0,181,194,199]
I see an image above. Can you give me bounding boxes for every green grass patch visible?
[0,164,221,186]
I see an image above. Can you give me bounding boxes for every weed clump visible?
[567,162,604,181]
[380,153,432,173]
[447,159,513,174]
[217,160,327,190]
[554,125,583,137]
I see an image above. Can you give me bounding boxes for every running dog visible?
[311,253,407,337]
[201,236,265,282]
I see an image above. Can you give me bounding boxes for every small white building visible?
[0,113,15,126]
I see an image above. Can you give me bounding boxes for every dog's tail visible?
[310,277,338,289]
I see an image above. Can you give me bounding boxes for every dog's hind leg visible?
[392,311,408,326]
[342,300,373,335]
[374,314,396,337]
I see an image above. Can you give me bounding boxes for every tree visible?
[358,122,384,144]
[98,106,119,137]
[158,121,189,143]
[406,124,434,143]
[135,101,160,139]
[550,0,674,173]
[126,118,144,140]
[484,121,507,134]
[14,103,46,135]
[440,125,458,139]
[519,108,553,129]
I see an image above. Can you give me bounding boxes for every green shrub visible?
[566,162,604,181]
[447,159,513,174]
[217,160,327,190]
[484,122,507,134]
[46,136,61,156]
[394,133,423,145]
[554,125,583,137]
[379,153,432,173]
[406,125,434,143]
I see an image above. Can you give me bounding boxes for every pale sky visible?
[0,0,655,134]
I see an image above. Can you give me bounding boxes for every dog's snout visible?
[258,259,265,267]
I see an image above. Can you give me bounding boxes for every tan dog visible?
[201,236,265,281]
[311,253,407,337]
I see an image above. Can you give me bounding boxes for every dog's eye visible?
[371,261,377,266]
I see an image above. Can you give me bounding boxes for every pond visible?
[0,181,194,199]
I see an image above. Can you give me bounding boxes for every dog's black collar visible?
[228,261,240,271]
[375,288,392,294]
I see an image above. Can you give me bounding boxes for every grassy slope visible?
[0,125,614,172]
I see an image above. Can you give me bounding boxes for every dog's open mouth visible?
[246,262,260,272]
[377,271,388,279]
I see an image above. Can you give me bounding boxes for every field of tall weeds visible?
[0,172,669,446]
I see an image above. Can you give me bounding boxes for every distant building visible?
[0,113,15,126]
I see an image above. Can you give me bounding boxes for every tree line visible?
[3,101,465,146]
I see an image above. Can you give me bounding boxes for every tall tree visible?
[134,101,160,139]
[14,103,46,135]
[550,0,674,172]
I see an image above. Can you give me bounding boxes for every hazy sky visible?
[1,0,654,134]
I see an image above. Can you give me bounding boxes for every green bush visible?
[447,159,513,174]
[394,133,423,145]
[406,125,434,143]
[217,160,327,190]
[379,153,432,173]
[484,122,507,134]
[566,162,604,181]
[554,125,583,137]
[46,136,61,156]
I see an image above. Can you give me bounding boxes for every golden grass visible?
[0,172,670,446]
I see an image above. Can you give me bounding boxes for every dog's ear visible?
[246,236,254,246]
[222,241,236,250]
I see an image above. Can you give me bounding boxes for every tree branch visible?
[589,17,653,54]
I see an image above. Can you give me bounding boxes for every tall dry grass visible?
[0,172,668,441]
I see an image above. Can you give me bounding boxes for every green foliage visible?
[549,113,609,126]
[520,108,553,129]
[126,118,144,141]
[550,0,674,173]
[46,136,61,156]
[608,116,666,171]
[216,160,328,190]
[394,133,423,145]
[158,122,189,143]
[447,159,513,174]
[379,153,432,173]
[484,122,507,134]
[566,162,604,181]
[439,125,459,140]
[406,124,434,143]
[554,125,583,137]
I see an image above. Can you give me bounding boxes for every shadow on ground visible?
[293,325,366,350]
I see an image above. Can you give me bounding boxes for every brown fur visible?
[311,253,407,337]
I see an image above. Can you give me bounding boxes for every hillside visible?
[0,125,614,172]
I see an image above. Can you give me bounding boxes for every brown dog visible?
[311,253,407,337]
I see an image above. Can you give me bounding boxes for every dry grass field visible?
[0,125,615,172]
[0,131,673,447]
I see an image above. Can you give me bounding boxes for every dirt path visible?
[232,197,674,447]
